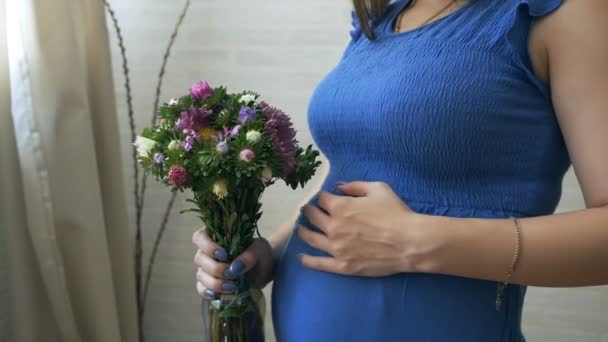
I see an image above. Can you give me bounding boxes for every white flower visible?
[168,98,179,106]
[212,180,229,199]
[134,136,156,157]
[239,93,256,104]
[246,130,262,143]
[260,167,273,183]
[168,140,180,151]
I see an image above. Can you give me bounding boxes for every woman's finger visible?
[196,280,218,300]
[297,225,333,255]
[197,267,237,294]
[302,205,331,233]
[192,228,228,262]
[194,251,229,278]
[299,254,349,275]
[224,239,268,279]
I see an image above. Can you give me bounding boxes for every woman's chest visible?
[307,42,558,174]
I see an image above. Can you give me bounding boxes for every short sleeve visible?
[523,0,564,17]
[503,0,565,97]
[341,11,363,61]
[349,10,362,42]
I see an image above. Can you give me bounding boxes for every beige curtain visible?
[1,0,139,341]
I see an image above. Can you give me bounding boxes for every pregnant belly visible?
[271,212,526,342]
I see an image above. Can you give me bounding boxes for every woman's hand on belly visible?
[298,181,438,277]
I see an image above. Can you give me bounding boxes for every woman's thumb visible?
[224,239,267,279]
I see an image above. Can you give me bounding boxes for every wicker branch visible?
[102,2,144,341]
[104,0,192,339]
[140,0,192,309]
[141,192,178,308]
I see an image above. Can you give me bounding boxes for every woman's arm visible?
[422,209,608,287]
[423,0,608,287]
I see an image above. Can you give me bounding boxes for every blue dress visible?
[271,0,569,341]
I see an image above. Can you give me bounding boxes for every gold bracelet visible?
[496,216,522,312]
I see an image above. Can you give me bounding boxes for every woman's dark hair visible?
[353,0,390,40]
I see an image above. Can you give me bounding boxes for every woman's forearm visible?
[419,205,608,287]
[267,160,330,272]
[268,219,296,267]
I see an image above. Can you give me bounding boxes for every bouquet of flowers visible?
[135,80,321,342]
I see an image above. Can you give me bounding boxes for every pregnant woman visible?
[193,0,608,340]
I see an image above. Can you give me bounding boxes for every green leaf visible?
[218,306,247,319]
[228,212,237,229]
[141,127,154,139]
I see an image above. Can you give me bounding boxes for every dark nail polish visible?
[336,181,346,186]
[213,249,228,262]
[222,282,236,292]
[223,268,234,279]
[205,289,217,298]
[229,260,246,276]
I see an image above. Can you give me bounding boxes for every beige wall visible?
[107,1,608,341]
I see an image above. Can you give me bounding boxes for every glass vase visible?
[201,285,266,342]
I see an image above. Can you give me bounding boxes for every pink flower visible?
[168,165,188,187]
[176,106,213,133]
[239,149,255,162]
[189,81,213,102]
[260,101,298,176]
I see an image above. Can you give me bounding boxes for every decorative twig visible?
[102,2,144,341]
[140,0,192,308]
[104,0,192,339]
[139,0,192,208]
[141,192,178,308]
[152,0,192,125]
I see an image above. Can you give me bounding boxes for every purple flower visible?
[239,149,255,162]
[239,106,257,123]
[181,135,195,152]
[231,125,241,137]
[189,81,213,102]
[260,101,298,176]
[176,106,213,133]
[168,165,188,187]
[216,140,229,155]
[153,153,165,164]
[222,125,241,138]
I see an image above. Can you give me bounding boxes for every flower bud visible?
[212,180,228,199]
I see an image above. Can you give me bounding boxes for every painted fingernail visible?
[213,249,228,262]
[229,260,246,276]
[337,181,346,186]
[222,281,236,292]
[205,289,217,298]
[223,268,234,279]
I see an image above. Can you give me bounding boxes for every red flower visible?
[168,165,188,187]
